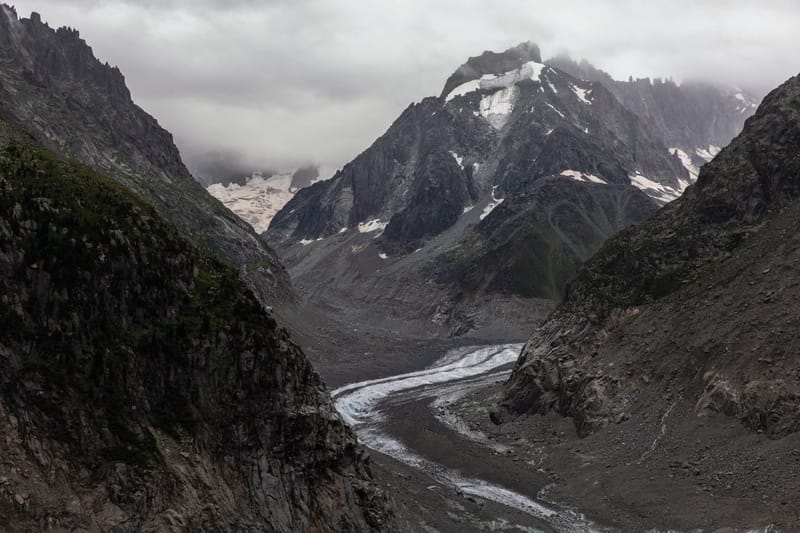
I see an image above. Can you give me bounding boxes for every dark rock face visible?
[432,179,657,300]
[501,74,800,439]
[0,5,292,307]
[267,43,710,335]
[290,165,319,190]
[440,41,542,99]
[0,120,388,531]
[548,55,759,164]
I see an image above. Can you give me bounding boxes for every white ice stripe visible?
[545,102,565,119]
[332,344,601,531]
[333,344,519,425]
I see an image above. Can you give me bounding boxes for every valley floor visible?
[321,335,799,532]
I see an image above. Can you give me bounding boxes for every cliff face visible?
[0,5,293,307]
[267,43,697,335]
[500,74,800,440]
[547,55,759,169]
[0,120,387,531]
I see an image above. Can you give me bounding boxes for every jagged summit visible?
[0,2,294,306]
[440,41,542,98]
[547,53,760,164]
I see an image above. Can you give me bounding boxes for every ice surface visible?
[206,172,295,233]
[479,86,518,129]
[332,344,601,530]
[450,151,465,169]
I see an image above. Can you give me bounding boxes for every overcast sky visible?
[9,1,800,180]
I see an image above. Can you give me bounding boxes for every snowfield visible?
[207,172,295,234]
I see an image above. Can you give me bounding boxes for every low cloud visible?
[10,0,799,180]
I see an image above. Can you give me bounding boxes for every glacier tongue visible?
[207,173,295,234]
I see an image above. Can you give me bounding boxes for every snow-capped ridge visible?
[445,60,547,103]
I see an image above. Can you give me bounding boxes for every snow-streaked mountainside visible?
[207,168,319,233]
[265,42,757,336]
[547,54,758,173]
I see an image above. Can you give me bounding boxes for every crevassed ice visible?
[445,61,547,102]
[206,172,294,234]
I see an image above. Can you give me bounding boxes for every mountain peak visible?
[440,41,542,98]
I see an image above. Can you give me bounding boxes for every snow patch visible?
[572,85,591,105]
[479,86,518,129]
[449,151,465,169]
[378,252,388,260]
[696,145,722,162]
[669,147,700,181]
[560,170,607,184]
[630,172,682,203]
[480,186,504,221]
[444,60,546,102]
[358,219,388,233]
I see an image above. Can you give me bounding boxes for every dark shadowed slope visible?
[267,42,701,336]
[501,73,800,439]
[0,119,389,531]
[0,5,292,307]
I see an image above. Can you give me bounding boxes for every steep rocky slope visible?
[0,5,292,306]
[267,42,701,335]
[548,54,759,175]
[0,119,388,531]
[500,74,800,440]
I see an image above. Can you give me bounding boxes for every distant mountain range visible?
[265,41,759,336]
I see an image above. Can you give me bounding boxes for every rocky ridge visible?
[0,119,389,532]
[0,5,293,306]
[548,54,759,177]
[265,42,739,336]
[500,74,800,440]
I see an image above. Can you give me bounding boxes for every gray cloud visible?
[9,0,800,180]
